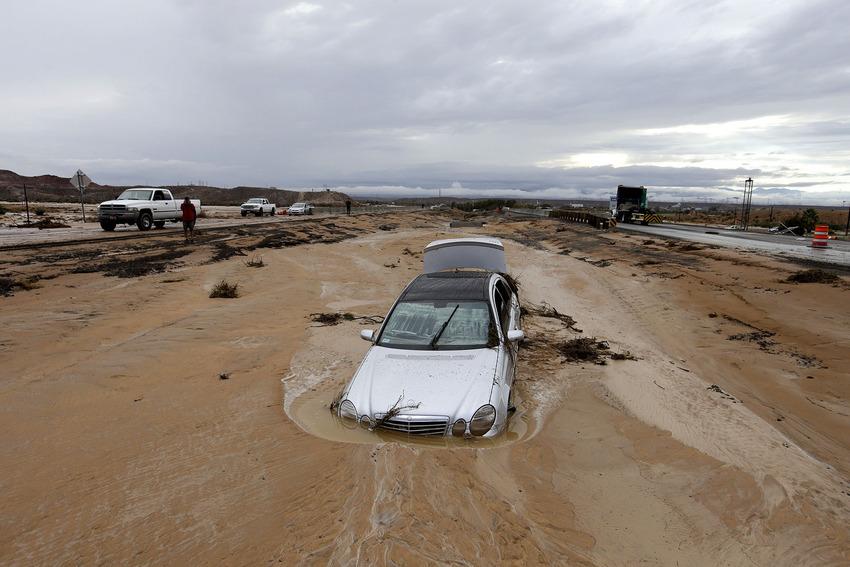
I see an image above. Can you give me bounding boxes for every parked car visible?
[240,198,276,217]
[336,238,523,438]
[97,188,201,231]
[430,203,448,210]
[288,202,314,215]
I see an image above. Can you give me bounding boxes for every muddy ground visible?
[1,211,848,565]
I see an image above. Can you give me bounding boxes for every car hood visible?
[99,199,142,206]
[345,345,497,420]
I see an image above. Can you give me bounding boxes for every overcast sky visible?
[2,0,849,203]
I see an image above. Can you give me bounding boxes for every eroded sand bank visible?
[1,213,848,565]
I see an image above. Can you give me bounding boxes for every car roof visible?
[400,271,495,301]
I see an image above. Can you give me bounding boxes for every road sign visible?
[71,170,92,222]
[71,170,92,189]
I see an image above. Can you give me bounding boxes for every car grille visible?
[374,414,449,436]
[100,204,127,212]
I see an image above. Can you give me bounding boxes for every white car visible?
[288,202,314,215]
[240,198,276,217]
[337,238,523,438]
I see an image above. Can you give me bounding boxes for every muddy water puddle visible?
[283,375,534,448]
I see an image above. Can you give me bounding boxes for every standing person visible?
[345,199,352,216]
[181,197,197,242]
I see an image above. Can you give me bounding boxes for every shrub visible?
[209,280,239,298]
[0,205,7,215]
[34,207,46,216]
[243,255,264,268]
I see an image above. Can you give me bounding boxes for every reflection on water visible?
[283,377,533,449]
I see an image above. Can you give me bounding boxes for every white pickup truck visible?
[240,198,276,217]
[97,188,202,231]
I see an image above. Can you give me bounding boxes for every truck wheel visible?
[241,211,247,217]
[271,208,276,215]
[256,210,263,217]
[100,220,117,231]
[137,212,153,231]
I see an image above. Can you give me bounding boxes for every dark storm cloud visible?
[1,1,849,203]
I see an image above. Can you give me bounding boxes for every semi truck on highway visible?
[97,188,201,231]
[614,185,660,225]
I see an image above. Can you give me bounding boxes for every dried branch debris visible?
[521,302,581,331]
[558,337,610,364]
[309,312,385,326]
[786,269,839,284]
[369,393,421,431]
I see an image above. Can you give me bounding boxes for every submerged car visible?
[337,238,523,438]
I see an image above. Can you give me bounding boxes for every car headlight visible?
[469,404,496,436]
[451,419,467,437]
[339,399,358,426]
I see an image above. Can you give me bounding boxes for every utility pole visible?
[23,183,30,224]
[77,170,86,222]
[739,177,753,231]
[844,200,849,236]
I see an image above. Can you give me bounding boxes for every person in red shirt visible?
[180,197,197,241]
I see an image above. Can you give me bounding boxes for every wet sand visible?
[1,212,848,565]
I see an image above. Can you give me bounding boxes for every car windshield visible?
[377,300,493,350]
[291,202,305,207]
[116,190,153,201]
[248,198,264,203]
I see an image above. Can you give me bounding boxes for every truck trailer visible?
[614,185,659,225]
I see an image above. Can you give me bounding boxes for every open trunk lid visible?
[423,238,506,274]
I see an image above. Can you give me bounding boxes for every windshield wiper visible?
[430,304,459,349]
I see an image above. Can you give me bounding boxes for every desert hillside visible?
[0,170,352,206]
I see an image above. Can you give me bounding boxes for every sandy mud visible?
[1,212,848,565]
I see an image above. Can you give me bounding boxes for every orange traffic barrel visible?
[812,225,829,248]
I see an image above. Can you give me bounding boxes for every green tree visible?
[785,208,819,234]
[801,208,819,233]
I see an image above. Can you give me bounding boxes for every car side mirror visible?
[506,330,525,342]
[360,329,375,342]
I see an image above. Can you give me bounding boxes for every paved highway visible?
[617,222,850,267]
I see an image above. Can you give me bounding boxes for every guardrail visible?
[549,209,614,229]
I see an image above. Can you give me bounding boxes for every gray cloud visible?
[1,1,849,203]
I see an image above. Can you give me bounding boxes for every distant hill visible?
[0,170,352,206]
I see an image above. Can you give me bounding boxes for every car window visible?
[377,300,492,350]
[153,191,164,200]
[494,281,511,333]
[117,189,153,200]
